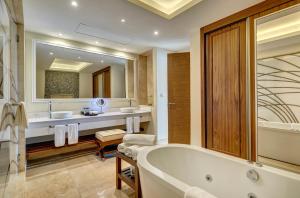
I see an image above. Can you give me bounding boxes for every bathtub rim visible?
[137,144,300,191]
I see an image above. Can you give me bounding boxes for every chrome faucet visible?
[49,101,52,119]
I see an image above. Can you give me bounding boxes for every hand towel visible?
[184,187,217,198]
[124,145,140,158]
[0,103,15,132]
[117,143,131,153]
[133,116,140,133]
[123,134,156,146]
[14,102,28,130]
[54,125,66,147]
[67,123,79,145]
[126,117,133,134]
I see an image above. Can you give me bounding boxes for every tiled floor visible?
[5,154,134,198]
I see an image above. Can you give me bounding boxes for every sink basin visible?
[51,111,73,119]
[120,107,138,113]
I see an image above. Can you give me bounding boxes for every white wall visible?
[25,32,137,114]
[190,30,201,146]
[152,48,168,142]
[79,73,93,98]
[110,65,126,98]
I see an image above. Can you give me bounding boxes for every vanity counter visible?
[27,108,152,138]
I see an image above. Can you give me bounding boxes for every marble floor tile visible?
[5,154,136,198]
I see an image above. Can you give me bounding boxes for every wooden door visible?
[168,52,190,144]
[205,20,247,158]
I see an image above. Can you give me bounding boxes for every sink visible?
[120,107,138,113]
[51,111,73,119]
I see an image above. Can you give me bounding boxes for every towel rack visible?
[49,123,80,128]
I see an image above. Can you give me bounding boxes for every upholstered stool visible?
[95,129,125,159]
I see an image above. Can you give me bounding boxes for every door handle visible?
[169,103,176,105]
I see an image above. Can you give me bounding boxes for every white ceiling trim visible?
[128,0,203,19]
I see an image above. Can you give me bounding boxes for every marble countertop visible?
[28,108,152,128]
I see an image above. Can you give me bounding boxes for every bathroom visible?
[0,0,300,197]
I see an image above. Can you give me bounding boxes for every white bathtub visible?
[137,144,300,198]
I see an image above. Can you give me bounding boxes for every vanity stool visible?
[95,129,125,159]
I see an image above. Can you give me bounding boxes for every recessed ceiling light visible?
[49,52,54,56]
[58,33,63,37]
[121,19,126,23]
[101,60,104,63]
[71,1,78,7]
[154,31,159,36]
[78,56,81,59]
[95,41,99,44]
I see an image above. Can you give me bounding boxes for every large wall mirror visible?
[255,4,300,173]
[34,41,135,100]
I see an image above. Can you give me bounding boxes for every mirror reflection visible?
[35,42,134,99]
[256,5,300,173]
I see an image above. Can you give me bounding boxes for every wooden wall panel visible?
[138,55,148,105]
[205,21,247,158]
[168,52,191,144]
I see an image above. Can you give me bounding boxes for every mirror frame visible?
[32,39,137,103]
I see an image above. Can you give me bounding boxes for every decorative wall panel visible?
[257,53,300,123]
[44,70,79,98]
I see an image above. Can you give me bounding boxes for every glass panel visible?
[35,42,134,99]
[256,4,300,173]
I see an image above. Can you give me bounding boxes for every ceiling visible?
[128,0,203,19]
[257,5,300,44]
[23,0,263,54]
[36,42,127,73]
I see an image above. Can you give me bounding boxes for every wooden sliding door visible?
[168,52,190,144]
[204,20,247,158]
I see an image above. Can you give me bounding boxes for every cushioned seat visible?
[96,129,125,142]
[95,129,125,159]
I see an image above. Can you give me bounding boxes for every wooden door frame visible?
[200,0,300,161]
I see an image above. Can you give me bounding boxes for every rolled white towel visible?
[132,146,148,160]
[124,145,140,158]
[117,143,131,153]
[184,187,217,198]
[123,134,156,146]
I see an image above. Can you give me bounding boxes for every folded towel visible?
[133,116,140,133]
[54,125,66,147]
[14,102,28,130]
[123,134,156,146]
[67,123,79,145]
[132,146,148,160]
[117,143,131,153]
[184,187,217,198]
[124,145,140,158]
[126,117,133,134]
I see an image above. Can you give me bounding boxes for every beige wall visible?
[25,32,137,113]
[36,68,45,98]
[79,73,93,98]
[110,65,126,98]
